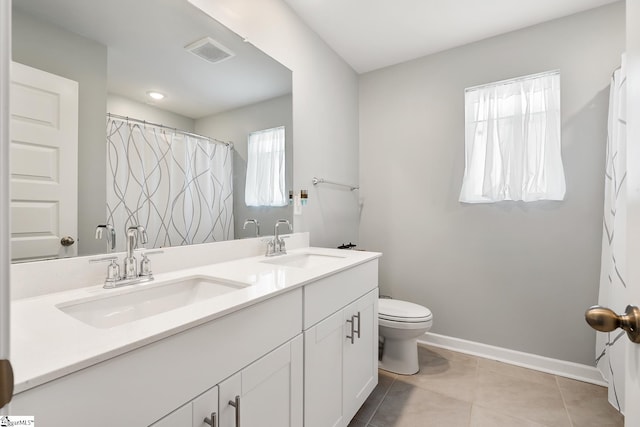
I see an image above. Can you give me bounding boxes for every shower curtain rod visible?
[107,113,233,148]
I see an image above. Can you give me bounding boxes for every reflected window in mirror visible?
[245,126,287,207]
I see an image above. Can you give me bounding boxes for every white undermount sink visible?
[261,252,346,269]
[56,276,248,329]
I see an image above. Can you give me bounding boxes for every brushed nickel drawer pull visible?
[229,395,241,427]
[204,411,217,426]
[346,316,355,344]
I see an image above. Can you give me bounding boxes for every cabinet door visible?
[342,289,378,422]
[304,310,344,427]
[219,335,303,427]
[193,387,219,427]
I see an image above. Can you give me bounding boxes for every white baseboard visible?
[418,332,607,387]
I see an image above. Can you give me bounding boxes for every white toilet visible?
[378,298,433,375]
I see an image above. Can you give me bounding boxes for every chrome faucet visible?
[243,219,260,237]
[92,225,161,289]
[124,225,148,279]
[266,219,292,257]
[95,224,116,252]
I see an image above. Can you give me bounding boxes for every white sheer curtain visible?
[459,71,565,203]
[245,126,286,207]
[106,117,234,250]
[596,57,627,413]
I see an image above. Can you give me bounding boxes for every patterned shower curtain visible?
[106,117,234,251]
[596,56,626,413]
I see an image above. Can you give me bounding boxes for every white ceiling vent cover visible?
[185,37,235,64]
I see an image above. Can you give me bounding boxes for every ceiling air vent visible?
[185,37,235,64]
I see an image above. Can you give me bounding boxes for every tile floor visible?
[348,344,624,427]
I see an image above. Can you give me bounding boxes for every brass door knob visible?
[585,305,640,343]
[0,359,14,408]
[60,236,75,246]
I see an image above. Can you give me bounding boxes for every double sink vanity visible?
[9,233,380,426]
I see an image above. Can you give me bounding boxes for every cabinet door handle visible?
[354,311,361,339]
[204,412,217,427]
[229,395,241,427]
[346,316,355,344]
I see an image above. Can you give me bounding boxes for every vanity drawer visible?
[303,260,378,329]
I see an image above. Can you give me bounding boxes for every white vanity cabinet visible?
[303,260,379,427]
[11,250,380,427]
[12,288,302,426]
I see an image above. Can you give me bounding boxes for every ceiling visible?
[282,0,621,73]
[14,0,292,119]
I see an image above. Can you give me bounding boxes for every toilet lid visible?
[379,299,432,322]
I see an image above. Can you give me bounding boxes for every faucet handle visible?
[265,239,276,256]
[277,237,289,255]
[106,259,121,283]
[139,254,152,277]
[89,256,121,285]
[139,250,162,277]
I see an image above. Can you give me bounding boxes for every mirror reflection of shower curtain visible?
[596,55,627,413]
[106,117,233,251]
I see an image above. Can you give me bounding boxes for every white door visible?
[0,0,11,414]
[10,61,78,261]
[625,1,640,425]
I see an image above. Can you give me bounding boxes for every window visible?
[459,71,565,203]
[245,126,286,207]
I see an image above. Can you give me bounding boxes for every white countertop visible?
[11,247,380,394]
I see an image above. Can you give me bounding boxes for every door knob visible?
[60,236,75,246]
[585,305,640,343]
[0,359,14,408]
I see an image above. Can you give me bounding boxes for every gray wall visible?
[12,9,107,256]
[195,95,293,239]
[359,2,625,365]
[194,0,360,249]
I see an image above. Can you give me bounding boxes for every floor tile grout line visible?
[363,372,397,427]
[468,357,480,427]
[555,374,575,427]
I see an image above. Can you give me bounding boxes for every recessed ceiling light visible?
[147,91,165,100]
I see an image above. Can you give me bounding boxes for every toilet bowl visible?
[378,298,433,375]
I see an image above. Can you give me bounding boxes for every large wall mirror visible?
[11,0,293,262]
